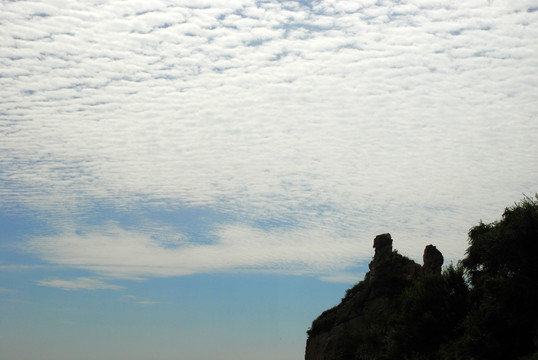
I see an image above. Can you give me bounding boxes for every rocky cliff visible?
[305,234,443,360]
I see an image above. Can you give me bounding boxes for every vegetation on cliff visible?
[306,195,538,360]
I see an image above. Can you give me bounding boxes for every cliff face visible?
[305,234,443,360]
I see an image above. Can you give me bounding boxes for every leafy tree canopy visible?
[461,195,538,360]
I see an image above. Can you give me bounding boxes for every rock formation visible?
[368,233,393,276]
[305,234,443,360]
[422,244,444,274]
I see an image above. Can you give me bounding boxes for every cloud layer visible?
[29,223,369,280]
[1,0,537,281]
[37,277,123,291]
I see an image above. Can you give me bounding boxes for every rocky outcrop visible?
[368,233,393,277]
[305,234,443,360]
[422,244,444,274]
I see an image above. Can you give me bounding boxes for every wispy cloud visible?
[136,300,160,305]
[1,0,537,280]
[28,223,371,279]
[120,295,161,305]
[37,277,123,291]
[318,272,366,284]
[0,265,46,271]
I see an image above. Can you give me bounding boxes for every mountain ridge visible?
[305,233,444,360]
[305,196,538,360]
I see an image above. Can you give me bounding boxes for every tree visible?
[386,264,469,360]
[462,195,538,360]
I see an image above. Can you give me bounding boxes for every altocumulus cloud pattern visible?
[1,0,538,284]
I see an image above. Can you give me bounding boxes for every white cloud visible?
[0,265,46,271]
[37,277,124,291]
[136,300,160,305]
[319,273,366,284]
[1,0,537,280]
[28,223,372,279]
[120,294,161,305]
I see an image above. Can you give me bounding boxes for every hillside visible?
[305,196,538,360]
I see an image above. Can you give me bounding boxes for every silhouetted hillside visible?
[306,195,538,360]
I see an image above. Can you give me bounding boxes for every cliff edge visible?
[305,234,444,360]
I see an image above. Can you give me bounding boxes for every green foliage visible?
[461,195,538,360]
[392,274,450,357]
[385,266,469,360]
[307,305,338,337]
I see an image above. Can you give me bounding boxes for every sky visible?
[1,0,537,359]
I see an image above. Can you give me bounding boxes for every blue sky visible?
[1,0,537,359]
